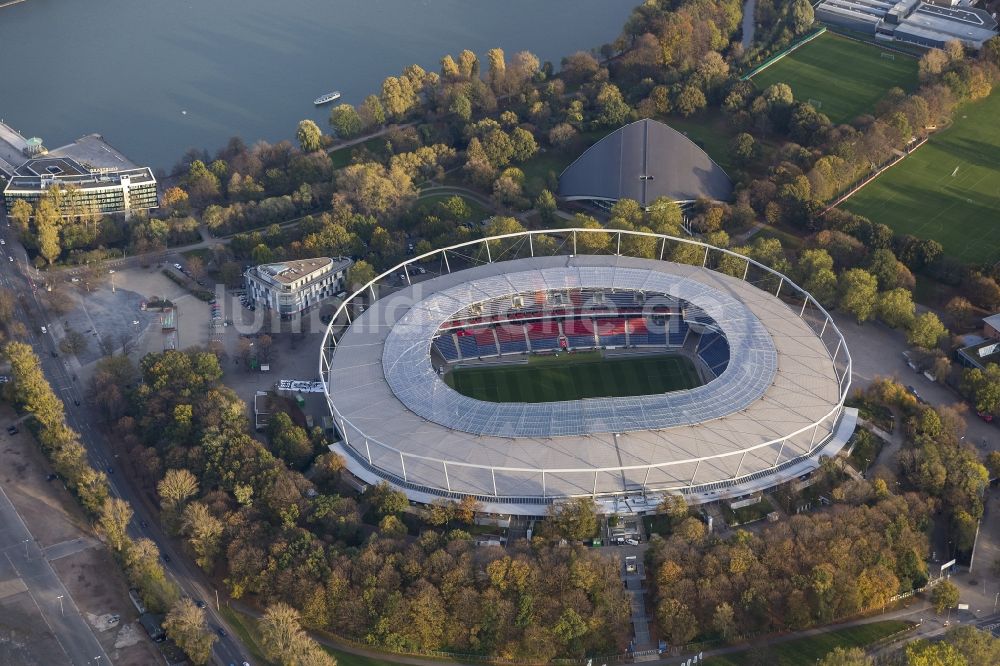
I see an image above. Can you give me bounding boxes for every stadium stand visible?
[433,333,460,361]
[697,332,730,376]
[563,318,597,348]
[669,319,690,346]
[627,318,648,346]
[526,321,561,350]
[495,325,528,354]
[597,318,628,346]
[474,329,499,357]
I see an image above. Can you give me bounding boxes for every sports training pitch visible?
[842,89,1000,265]
[444,352,702,403]
[751,33,918,124]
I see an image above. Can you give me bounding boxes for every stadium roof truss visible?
[320,229,852,512]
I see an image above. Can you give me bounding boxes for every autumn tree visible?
[180,502,224,571]
[329,104,362,139]
[296,119,323,153]
[838,269,878,323]
[549,497,598,541]
[907,312,947,350]
[97,497,133,554]
[164,598,216,665]
[259,603,337,666]
[931,580,960,613]
[818,647,872,666]
[158,468,199,533]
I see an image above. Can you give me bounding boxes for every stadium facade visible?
[321,230,856,516]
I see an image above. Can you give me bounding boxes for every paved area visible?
[0,485,109,665]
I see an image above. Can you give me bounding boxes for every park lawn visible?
[707,620,914,666]
[445,351,701,402]
[416,192,490,222]
[330,136,386,169]
[841,89,1000,264]
[662,110,737,171]
[751,33,918,124]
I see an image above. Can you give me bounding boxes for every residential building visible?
[244,257,353,318]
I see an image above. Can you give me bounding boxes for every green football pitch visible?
[751,33,918,124]
[444,352,702,403]
[842,89,1000,265]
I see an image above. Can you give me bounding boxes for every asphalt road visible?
[0,228,249,666]
[0,485,109,665]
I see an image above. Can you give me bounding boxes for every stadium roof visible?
[557,119,734,207]
[324,254,845,501]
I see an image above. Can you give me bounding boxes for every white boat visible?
[314,91,341,105]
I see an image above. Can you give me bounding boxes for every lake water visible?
[0,0,633,169]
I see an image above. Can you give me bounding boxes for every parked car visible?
[40,325,47,334]
[7,425,19,435]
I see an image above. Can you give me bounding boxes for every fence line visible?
[741,27,827,80]
[822,137,929,215]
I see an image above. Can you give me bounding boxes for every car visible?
[173,263,183,270]
[50,351,57,358]
[132,320,139,325]
[70,277,80,283]
[1,239,5,245]
[139,519,148,528]
[0,375,8,383]
[417,267,426,275]
[978,411,994,423]
[106,465,114,474]
[162,553,171,563]
[906,385,922,401]
[216,626,227,638]
[625,538,639,546]
[45,473,57,481]
[40,326,47,334]
[8,256,12,262]
[73,399,80,406]
[195,599,206,609]
[6,425,18,435]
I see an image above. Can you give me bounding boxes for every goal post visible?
[881,52,896,61]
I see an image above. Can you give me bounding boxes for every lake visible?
[0,0,633,169]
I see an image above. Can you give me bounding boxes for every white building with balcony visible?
[244,257,353,318]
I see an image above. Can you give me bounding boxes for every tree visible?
[907,312,947,349]
[818,647,872,666]
[328,104,362,139]
[931,580,960,613]
[549,497,598,541]
[97,497,133,554]
[486,48,506,94]
[657,598,698,646]
[9,199,32,237]
[365,481,407,517]
[790,0,815,33]
[876,288,916,329]
[59,329,90,357]
[945,296,976,330]
[296,119,323,153]
[163,598,216,665]
[838,269,879,323]
[180,502,224,571]
[675,86,708,117]
[357,94,386,131]
[730,133,758,165]
[712,602,737,643]
[346,260,376,291]
[594,84,631,128]
[259,602,337,666]
[36,205,61,265]
[536,189,558,225]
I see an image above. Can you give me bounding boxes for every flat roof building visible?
[557,119,733,208]
[817,0,998,49]
[245,257,353,318]
[3,156,157,217]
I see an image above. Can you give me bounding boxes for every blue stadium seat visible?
[434,334,459,361]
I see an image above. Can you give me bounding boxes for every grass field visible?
[842,89,1000,264]
[751,33,918,124]
[707,620,913,665]
[445,351,701,402]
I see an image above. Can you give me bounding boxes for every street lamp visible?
[56,594,64,615]
[22,538,29,559]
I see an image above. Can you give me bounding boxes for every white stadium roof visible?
[322,238,850,510]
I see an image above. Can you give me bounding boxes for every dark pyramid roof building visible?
[558,118,733,208]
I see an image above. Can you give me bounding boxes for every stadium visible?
[320,229,857,516]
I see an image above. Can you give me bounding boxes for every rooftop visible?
[254,257,349,285]
[557,119,734,207]
[325,254,846,499]
[5,157,156,193]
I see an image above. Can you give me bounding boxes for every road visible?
[0,229,249,665]
[0,485,109,665]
